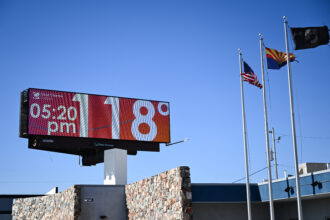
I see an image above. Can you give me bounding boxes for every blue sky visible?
[0,0,329,194]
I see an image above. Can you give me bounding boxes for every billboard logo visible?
[33,92,40,99]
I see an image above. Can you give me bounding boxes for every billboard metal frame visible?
[20,88,170,165]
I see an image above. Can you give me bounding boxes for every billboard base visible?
[104,149,127,185]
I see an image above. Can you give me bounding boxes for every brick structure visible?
[12,185,81,220]
[11,166,192,219]
[125,166,193,220]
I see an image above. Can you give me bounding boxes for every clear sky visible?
[0,0,329,194]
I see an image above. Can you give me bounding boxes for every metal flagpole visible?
[238,48,252,220]
[270,127,279,179]
[259,34,275,220]
[283,16,303,220]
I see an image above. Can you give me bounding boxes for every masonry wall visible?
[11,167,192,219]
[12,185,80,220]
[125,166,193,220]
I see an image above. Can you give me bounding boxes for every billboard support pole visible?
[104,149,127,185]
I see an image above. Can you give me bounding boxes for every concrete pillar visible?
[104,148,127,185]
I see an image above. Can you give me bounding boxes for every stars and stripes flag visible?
[241,61,263,89]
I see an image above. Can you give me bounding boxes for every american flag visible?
[241,61,263,89]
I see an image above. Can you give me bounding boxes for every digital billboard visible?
[21,88,170,143]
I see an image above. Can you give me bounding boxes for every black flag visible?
[290,26,329,50]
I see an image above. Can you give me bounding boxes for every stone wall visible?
[11,167,192,219]
[12,185,81,220]
[125,166,193,220]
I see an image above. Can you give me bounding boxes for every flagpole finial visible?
[283,16,287,22]
[238,48,242,54]
[258,33,263,40]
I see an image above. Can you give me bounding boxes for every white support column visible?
[104,148,127,185]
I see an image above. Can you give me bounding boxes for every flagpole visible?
[239,48,252,220]
[283,16,303,220]
[259,34,275,220]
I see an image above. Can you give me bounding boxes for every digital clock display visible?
[27,89,170,143]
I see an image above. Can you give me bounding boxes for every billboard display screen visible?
[26,88,170,143]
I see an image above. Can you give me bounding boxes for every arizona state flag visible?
[291,26,329,50]
[265,47,295,69]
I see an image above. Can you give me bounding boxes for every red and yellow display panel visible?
[28,89,170,143]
